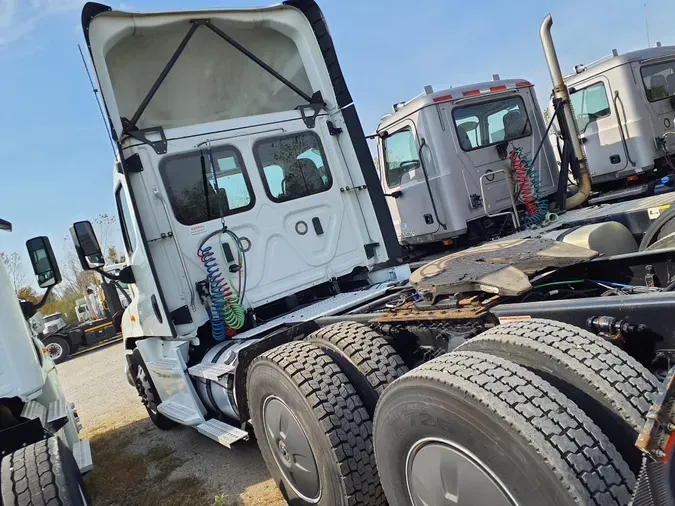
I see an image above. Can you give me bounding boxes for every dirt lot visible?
[58,342,286,506]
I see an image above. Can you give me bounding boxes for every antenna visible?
[78,44,118,159]
[644,1,652,47]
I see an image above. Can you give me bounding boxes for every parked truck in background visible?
[548,45,675,203]
[38,263,127,364]
[78,2,675,505]
[0,218,91,505]
[373,78,559,248]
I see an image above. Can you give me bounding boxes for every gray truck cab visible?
[375,80,559,246]
[549,46,675,188]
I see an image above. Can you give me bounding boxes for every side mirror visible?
[0,218,11,232]
[70,221,105,270]
[25,236,62,288]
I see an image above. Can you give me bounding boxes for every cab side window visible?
[116,186,137,254]
[570,82,611,133]
[383,128,420,188]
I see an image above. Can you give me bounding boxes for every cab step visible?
[157,400,202,425]
[72,439,93,474]
[188,363,235,382]
[147,358,181,374]
[21,400,47,427]
[47,399,68,430]
[197,419,249,448]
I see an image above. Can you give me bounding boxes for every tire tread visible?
[380,351,635,506]
[254,341,385,506]
[308,322,407,413]
[478,319,659,423]
[1,438,81,506]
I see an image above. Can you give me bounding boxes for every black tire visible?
[42,335,71,364]
[374,351,635,506]
[308,321,408,416]
[640,207,675,250]
[1,437,85,506]
[247,341,384,506]
[130,349,175,430]
[460,318,659,474]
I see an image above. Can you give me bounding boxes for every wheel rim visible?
[262,396,320,503]
[406,438,520,506]
[46,343,63,361]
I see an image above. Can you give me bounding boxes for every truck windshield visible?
[44,314,61,322]
[641,60,675,102]
[452,96,531,151]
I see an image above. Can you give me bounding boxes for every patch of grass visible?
[84,422,210,506]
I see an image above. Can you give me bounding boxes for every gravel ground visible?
[58,342,285,506]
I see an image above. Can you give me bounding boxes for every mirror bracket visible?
[96,265,135,285]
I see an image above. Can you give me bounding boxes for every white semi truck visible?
[0,218,91,505]
[77,2,675,505]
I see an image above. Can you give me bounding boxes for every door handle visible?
[384,190,403,199]
[312,217,324,235]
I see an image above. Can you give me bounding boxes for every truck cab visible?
[549,46,675,192]
[0,219,91,504]
[43,312,68,333]
[375,80,559,246]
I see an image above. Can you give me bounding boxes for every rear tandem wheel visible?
[246,340,385,506]
[374,351,634,506]
[459,318,660,474]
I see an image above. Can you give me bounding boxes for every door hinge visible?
[148,231,174,243]
[340,185,367,192]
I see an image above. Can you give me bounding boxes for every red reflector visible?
[516,81,532,87]
[433,94,453,103]
[462,90,481,96]
[490,85,507,92]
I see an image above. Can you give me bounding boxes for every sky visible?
[1,0,675,286]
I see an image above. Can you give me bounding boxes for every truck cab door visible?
[379,121,443,243]
[115,180,177,338]
[569,78,628,181]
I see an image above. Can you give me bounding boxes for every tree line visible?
[2,214,124,324]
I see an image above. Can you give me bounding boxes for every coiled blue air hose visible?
[198,230,245,341]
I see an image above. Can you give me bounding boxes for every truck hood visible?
[81,1,353,139]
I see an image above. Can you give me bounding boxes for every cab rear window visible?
[641,61,675,102]
[254,132,332,203]
[160,146,255,226]
[452,96,531,151]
